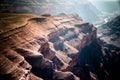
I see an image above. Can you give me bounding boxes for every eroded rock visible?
[0,13,97,80]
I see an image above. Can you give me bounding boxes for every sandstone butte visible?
[0,13,97,80]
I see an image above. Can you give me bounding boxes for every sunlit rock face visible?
[0,12,97,80]
[0,49,32,80]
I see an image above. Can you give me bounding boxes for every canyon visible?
[0,13,119,80]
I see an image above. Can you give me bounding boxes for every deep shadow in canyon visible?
[0,3,120,80]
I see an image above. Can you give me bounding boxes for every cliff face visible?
[0,12,119,80]
[0,13,97,80]
[96,15,120,80]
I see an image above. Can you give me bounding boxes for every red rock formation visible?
[0,13,97,80]
[0,49,32,80]
[53,70,80,80]
[38,42,56,60]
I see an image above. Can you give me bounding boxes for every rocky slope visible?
[97,15,120,48]
[0,12,119,80]
[0,13,97,80]
[72,15,120,80]
[96,15,120,80]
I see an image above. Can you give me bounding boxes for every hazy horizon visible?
[0,0,119,23]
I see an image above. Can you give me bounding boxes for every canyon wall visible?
[0,13,97,80]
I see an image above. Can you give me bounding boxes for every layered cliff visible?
[0,13,97,80]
